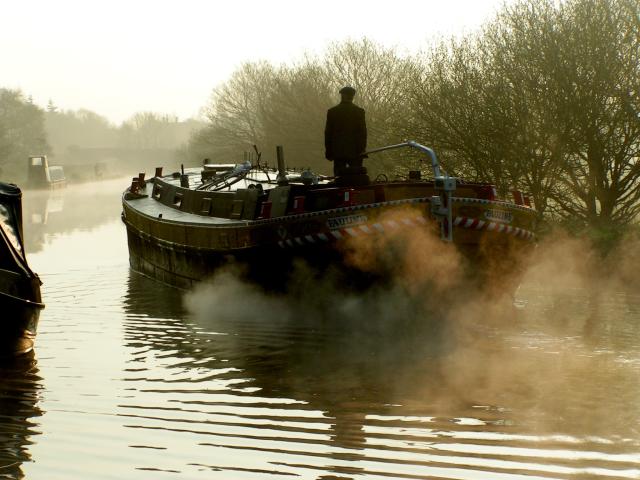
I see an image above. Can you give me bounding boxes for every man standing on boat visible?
[324,86,367,176]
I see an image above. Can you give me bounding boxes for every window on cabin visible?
[230,199,244,219]
[201,198,212,215]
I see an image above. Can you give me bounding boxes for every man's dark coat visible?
[324,101,367,161]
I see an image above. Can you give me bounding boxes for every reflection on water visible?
[0,178,638,479]
[22,178,125,254]
[0,354,42,480]
[121,273,640,479]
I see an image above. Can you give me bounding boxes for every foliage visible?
[119,112,203,150]
[408,0,639,227]
[0,92,204,182]
[168,0,640,231]
[45,107,118,155]
[45,109,204,155]
[0,89,49,181]
[187,40,415,175]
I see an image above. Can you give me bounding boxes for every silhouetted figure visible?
[324,86,367,176]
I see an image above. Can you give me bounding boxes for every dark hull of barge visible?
[122,180,537,291]
[125,228,348,290]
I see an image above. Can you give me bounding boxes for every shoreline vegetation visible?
[0,93,205,184]
[1,0,638,251]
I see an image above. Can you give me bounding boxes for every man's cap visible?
[339,85,356,95]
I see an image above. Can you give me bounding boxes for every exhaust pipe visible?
[276,145,288,185]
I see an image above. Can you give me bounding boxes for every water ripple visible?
[1,183,638,479]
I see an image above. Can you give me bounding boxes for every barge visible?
[122,142,537,290]
[27,155,66,190]
[0,182,44,355]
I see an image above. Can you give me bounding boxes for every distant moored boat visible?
[27,155,66,189]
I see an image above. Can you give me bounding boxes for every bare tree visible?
[547,0,640,229]
[189,0,638,232]
[199,61,279,163]
[322,40,415,174]
[408,0,639,227]
[190,40,415,174]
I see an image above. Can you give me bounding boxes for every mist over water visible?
[1,178,639,479]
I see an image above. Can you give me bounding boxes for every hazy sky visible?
[2,0,507,124]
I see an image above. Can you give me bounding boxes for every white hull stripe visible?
[259,195,534,226]
[278,214,535,248]
[385,220,399,229]
[452,216,535,240]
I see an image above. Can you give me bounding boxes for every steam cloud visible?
[183,208,640,437]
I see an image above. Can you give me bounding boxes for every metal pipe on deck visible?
[364,141,442,178]
[365,141,457,241]
[276,145,288,185]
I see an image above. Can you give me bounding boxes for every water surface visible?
[1,178,639,479]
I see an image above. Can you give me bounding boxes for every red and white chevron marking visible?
[452,216,535,240]
[258,195,534,226]
[277,214,534,248]
[278,215,427,248]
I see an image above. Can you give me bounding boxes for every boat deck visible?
[125,166,331,227]
[124,190,246,226]
[124,167,279,226]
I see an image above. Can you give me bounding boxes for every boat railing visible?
[365,141,456,241]
[364,140,443,178]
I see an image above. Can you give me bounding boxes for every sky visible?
[1,0,508,124]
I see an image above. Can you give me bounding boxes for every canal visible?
[1,178,639,479]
